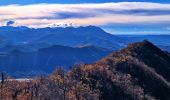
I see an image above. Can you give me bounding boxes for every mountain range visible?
[0,26,169,51]
[0,45,111,77]
[0,26,124,50]
[0,25,170,77]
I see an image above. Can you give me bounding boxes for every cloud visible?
[167,27,170,31]
[6,20,15,26]
[0,2,170,27]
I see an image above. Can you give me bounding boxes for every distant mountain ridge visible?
[0,44,111,77]
[0,26,124,50]
[0,26,170,51]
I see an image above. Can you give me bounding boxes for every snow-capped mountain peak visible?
[29,23,80,28]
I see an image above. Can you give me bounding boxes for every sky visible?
[0,0,170,34]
